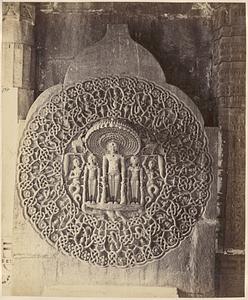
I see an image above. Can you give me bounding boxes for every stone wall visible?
[35,2,215,126]
[212,4,245,297]
[2,3,36,294]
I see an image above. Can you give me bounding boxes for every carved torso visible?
[104,154,122,176]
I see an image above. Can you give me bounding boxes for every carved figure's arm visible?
[96,164,100,178]
[142,158,148,172]
[121,156,126,181]
[158,155,165,178]
[139,167,143,181]
[81,156,86,167]
[102,156,107,179]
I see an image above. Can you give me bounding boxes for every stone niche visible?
[13,24,218,297]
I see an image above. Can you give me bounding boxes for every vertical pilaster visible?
[2,2,36,295]
[2,2,36,119]
[212,3,245,296]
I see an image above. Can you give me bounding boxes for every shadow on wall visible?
[35,2,217,126]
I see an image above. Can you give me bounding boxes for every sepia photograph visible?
[1,1,246,298]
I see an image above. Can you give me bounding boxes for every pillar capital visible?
[3,3,35,25]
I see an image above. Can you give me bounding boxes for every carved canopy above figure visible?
[17,76,212,268]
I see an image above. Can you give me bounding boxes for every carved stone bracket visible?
[3,3,35,24]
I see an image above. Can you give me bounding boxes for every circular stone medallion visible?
[17,76,212,268]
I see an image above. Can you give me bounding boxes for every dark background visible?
[35,2,217,127]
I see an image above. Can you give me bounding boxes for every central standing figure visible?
[101,141,126,204]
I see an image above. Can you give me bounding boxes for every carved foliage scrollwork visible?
[17,76,212,267]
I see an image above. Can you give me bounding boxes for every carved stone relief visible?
[17,76,212,267]
[2,3,19,19]
[3,3,35,23]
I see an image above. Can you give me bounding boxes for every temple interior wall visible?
[2,2,245,297]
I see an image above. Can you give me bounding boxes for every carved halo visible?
[85,119,141,156]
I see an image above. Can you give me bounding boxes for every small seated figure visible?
[101,141,126,204]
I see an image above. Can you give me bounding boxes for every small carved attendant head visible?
[88,153,97,165]
[148,160,155,169]
[73,157,81,167]
[130,155,139,166]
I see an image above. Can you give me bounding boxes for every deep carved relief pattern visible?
[17,76,212,267]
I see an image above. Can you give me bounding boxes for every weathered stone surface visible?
[2,5,36,294]
[218,108,245,133]
[3,3,35,25]
[12,22,215,296]
[48,235,194,291]
[18,89,34,120]
[203,127,218,220]
[4,2,245,298]
[213,36,245,65]
[218,111,245,247]
[11,210,215,295]
[42,285,178,298]
[212,3,245,31]
[64,24,204,126]
[2,88,19,295]
[2,43,15,87]
[35,4,214,125]
[11,257,58,296]
[12,192,58,257]
[2,19,34,46]
[212,3,245,297]
[217,96,245,109]
[213,24,246,41]
[224,176,245,249]
[213,61,245,87]
[213,79,245,100]
[2,3,36,112]
[64,24,166,85]
[1,237,12,295]
[2,88,19,237]
[2,43,35,89]
[188,221,215,295]
[215,254,245,297]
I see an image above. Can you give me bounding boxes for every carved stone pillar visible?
[2,2,36,295]
[2,2,36,118]
[212,3,245,296]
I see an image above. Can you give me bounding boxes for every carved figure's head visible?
[148,160,155,169]
[130,155,139,166]
[106,141,119,154]
[73,157,80,167]
[88,153,97,164]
